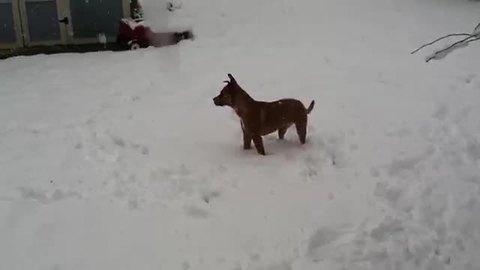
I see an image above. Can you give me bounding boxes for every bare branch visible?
[425,35,480,62]
[412,21,480,62]
[411,33,472,54]
[474,22,480,34]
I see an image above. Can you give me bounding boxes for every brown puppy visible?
[213,73,315,155]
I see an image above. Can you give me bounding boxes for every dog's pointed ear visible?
[228,73,237,85]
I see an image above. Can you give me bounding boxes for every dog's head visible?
[213,73,238,107]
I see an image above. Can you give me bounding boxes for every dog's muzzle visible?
[213,96,222,106]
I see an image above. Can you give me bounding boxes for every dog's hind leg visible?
[252,135,266,155]
[295,120,307,144]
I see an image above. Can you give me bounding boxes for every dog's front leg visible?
[243,131,252,149]
[252,134,266,155]
[241,120,252,149]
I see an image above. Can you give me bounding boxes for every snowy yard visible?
[1,0,480,269]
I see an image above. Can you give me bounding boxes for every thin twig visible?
[474,22,480,33]
[426,35,480,62]
[411,33,472,54]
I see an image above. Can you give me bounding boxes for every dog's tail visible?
[306,100,315,114]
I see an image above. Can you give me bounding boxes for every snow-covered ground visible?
[1,0,480,269]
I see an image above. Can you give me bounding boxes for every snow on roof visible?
[121,18,145,30]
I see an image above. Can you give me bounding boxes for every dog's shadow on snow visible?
[264,132,349,168]
[251,134,317,158]
[224,129,348,167]
[264,135,306,151]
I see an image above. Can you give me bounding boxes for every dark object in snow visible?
[202,191,220,204]
[116,18,193,50]
[213,74,315,156]
[167,2,175,12]
[167,1,182,12]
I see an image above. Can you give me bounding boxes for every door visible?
[18,0,69,46]
[0,0,23,49]
[65,0,130,44]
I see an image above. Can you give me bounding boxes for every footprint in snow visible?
[464,74,475,84]
[307,225,353,262]
[184,205,209,219]
[201,190,221,204]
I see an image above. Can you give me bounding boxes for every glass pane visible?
[70,0,123,39]
[0,2,16,43]
[25,0,60,42]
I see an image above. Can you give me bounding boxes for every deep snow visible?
[1,0,480,269]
